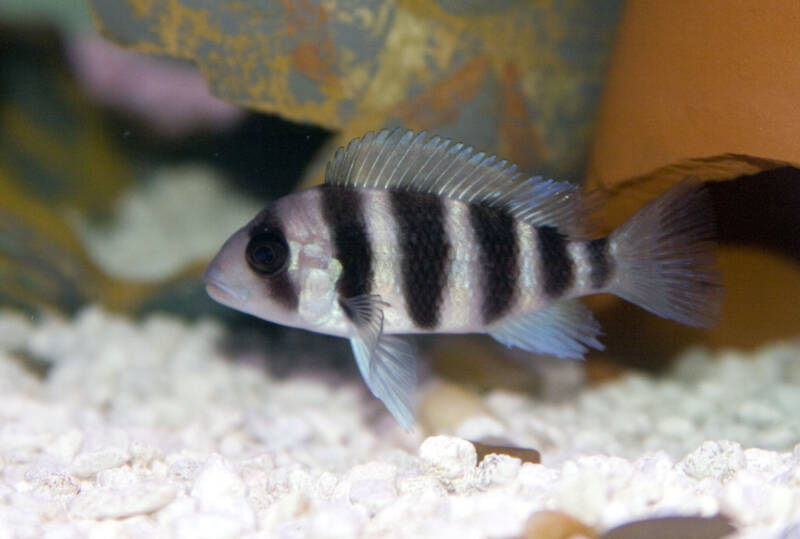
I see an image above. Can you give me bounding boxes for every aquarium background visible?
[0,2,798,538]
[0,0,622,319]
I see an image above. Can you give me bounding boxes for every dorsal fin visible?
[325,128,586,234]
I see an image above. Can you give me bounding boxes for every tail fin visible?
[608,180,722,328]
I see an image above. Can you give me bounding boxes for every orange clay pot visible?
[585,0,800,357]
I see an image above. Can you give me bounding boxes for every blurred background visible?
[1,0,798,388]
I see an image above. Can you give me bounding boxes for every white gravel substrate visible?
[0,307,798,538]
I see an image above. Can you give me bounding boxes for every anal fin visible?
[488,300,604,359]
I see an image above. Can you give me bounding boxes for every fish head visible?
[203,190,343,333]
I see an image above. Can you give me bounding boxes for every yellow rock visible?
[522,510,597,539]
[418,381,494,435]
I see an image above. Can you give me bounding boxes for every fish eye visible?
[245,232,289,276]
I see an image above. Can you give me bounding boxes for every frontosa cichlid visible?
[204,129,722,428]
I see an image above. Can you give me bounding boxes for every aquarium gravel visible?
[0,308,798,538]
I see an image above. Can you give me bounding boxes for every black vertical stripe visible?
[319,185,373,322]
[390,190,450,329]
[586,237,612,290]
[536,225,573,298]
[469,203,518,324]
[248,209,298,312]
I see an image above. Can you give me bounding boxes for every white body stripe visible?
[436,199,485,332]
[359,190,411,333]
[568,241,594,296]
[511,220,545,315]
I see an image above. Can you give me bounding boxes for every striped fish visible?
[204,129,722,428]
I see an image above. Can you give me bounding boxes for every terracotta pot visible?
[585,0,800,357]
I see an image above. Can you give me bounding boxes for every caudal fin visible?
[608,180,723,328]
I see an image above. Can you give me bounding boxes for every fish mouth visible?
[203,268,248,303]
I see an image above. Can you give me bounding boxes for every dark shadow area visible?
[708,166,800,262]
[109,113,331,200]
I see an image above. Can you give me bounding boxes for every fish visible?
[204,129,722,428]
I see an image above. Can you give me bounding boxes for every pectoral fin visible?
[340,295,417,429]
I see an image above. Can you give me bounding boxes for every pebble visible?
[244,412,313,450]
[69,482,176,519]
[471,439,541,464]
[69,447,130,479]
[167,456,204,482]
[348,479,397,515]
[473,454,522,489]
[743,448,789,476]
[33,472,81,498]
[307,505,365,539]
[0,309,798,537]
[680,441,746,482]
[419,436,477,482]
[332,461,398,505]
[96,466,139,488]
[602,515,734,539]
[191,457,249,515]
[129,441,164,468]
[522,510,597,539]
[396,475,448,498]
[721,472,796,526]
[172,512,247,539]
[48,429,84,463]
[418,381,496,435]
